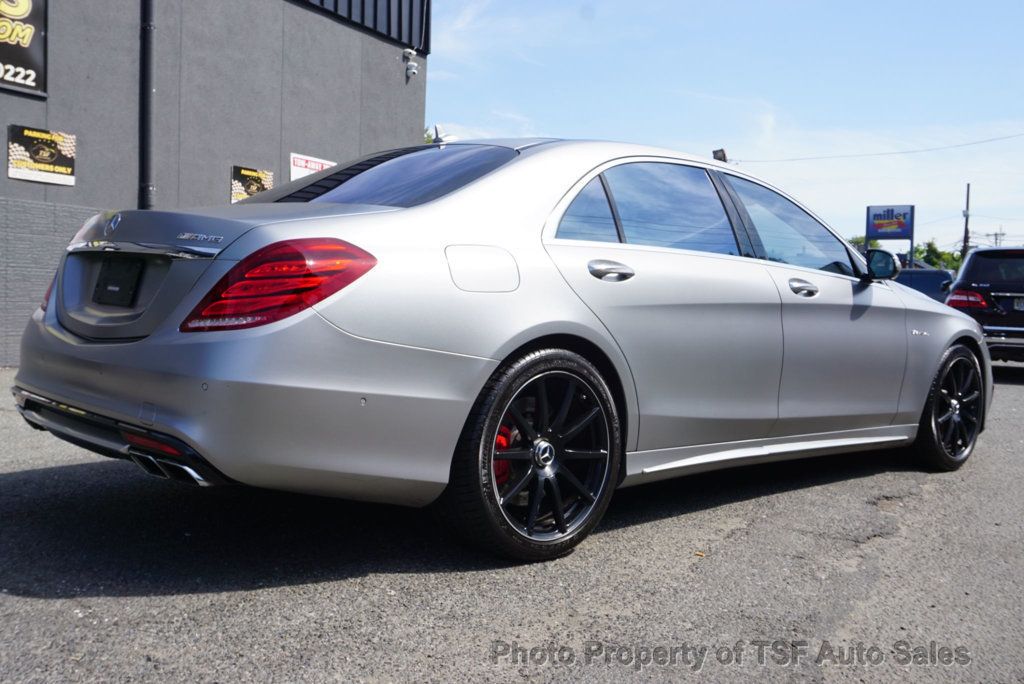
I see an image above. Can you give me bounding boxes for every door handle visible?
[788,278,819,297]
[588,260,635,282]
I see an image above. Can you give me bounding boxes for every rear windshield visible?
[965,251,1024,283]
[267,144,516,207]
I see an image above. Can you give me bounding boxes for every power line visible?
[734,131,1024,163]
[974,214,1024,222]
[917,215,962,226]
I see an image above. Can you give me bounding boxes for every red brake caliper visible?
[493,425,513,486]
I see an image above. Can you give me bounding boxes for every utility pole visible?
[138,0,156,210]
[984,225,1006,247]
[960,183,971,260]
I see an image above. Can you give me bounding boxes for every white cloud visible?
[431,0,500,63]
[431,0,601,68]
[431,110,539,141]
[426,69,460,82]
[434,121,499,140]
[490,110,537,137]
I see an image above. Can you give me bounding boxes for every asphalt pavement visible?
[1,365,1022,682]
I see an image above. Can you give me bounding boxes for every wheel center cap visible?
[950,398,960,414]
[533,440,556,467]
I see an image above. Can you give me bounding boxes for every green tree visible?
[424,127,435,144]
[848,236,880,250]
[913,239,961,270]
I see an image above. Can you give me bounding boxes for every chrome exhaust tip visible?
[128,452,210,487]
[129,452,167,479]
[162,461,211,487]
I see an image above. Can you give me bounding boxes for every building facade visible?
[0,0,429,365]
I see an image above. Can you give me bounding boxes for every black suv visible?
[946,248,1024,361]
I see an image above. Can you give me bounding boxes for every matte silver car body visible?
[14,140,993,506]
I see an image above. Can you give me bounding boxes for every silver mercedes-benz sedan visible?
[13,139,993,560]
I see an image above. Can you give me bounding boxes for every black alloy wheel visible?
[491,370,611,541]
[440,349,622,561]
[915,344,984,471]
[933,355,982,459]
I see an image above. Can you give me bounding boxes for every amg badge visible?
[176,232,224,244]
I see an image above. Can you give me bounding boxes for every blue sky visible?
[424,1,1024,250]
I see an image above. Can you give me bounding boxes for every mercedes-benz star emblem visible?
[534,441,556,467]
[104,213,122,236]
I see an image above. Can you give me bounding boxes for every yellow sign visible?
[8,124,76,186]
[0,0,34,47]
[0,1,32,20]
[0,0,45,95]
[231,165,274,203]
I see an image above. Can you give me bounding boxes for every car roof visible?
[968,247,1024,254]
[449,138,732,169]
[446,138,562,151]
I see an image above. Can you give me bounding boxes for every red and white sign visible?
[289,152,336,181]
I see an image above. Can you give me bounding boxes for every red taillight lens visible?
[180,238,376,332]
[41,274,56,311]
[946,289,988,309]
[121,431,182,457]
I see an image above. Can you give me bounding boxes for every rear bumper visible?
[15,306,499,506]
[983,326,1024,361]
[12,386,232,486]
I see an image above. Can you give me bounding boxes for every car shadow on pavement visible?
[0,459,502,599]
[0,447,921,599]
[992,363,1024,386]
[601,447,917,533]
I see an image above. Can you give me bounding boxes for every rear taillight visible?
[180,238,376,332]
[946,289,988,309]
[41,274,56,311]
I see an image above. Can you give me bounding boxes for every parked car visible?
[946,247,1024,361]
[12,140,993,560]
[895,265,955,302]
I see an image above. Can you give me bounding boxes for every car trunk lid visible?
[55,203,395,340]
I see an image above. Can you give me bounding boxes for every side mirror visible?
[864,249,901,281]
[940,279,952,293]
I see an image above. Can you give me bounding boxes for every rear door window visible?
[602,162,739,255]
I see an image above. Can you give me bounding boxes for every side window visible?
[602,163,739,255]
[556,177,620,243]
[725,176,855,277]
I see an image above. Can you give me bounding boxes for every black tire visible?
[438,348,623,561]
[913,344,984,471]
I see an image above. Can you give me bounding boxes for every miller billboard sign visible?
[866,205,915,241]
